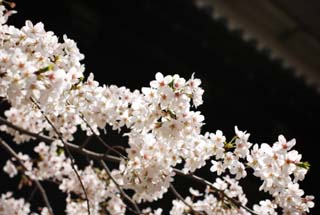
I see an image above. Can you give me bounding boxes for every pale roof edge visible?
[195,0,320,93]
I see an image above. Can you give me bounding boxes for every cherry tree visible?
[0,2,315,214]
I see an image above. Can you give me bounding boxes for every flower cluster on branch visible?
[0,2,314,215]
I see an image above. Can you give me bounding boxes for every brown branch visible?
[78,113,128,160]
[173,169,258,215]
[0,116,120,163]
[30,97,91,215]
[169,184,206,215]
[80,135,92,149]
[99,160,141,215]
[0,116,54,143]
[27,186,38,202]
[0,138,55,215]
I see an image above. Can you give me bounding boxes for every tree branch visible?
[169,184,206,215]
[99,160,141,215]
[173,169,258,215]
[78,113,128,160]
[30,97,91,215]
[0,138,55,215]
[80,136,92,149]
[0,116,120,163]
[0,116,54,143]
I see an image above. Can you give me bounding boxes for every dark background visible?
[1,0,319,214]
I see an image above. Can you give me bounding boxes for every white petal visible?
[155,72,163,81]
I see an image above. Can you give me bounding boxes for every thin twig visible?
[0,138,55,215]
[99,160,141,215]
[80,136,92,149]
[174,169,258,215]
[79,113,128,160]
[30,97,91,215]
[105,145,127,155]
[27,186,38,202]
[169,184,206,215]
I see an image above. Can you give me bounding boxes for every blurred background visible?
[1,0,319,214]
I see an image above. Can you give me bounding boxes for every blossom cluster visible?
[0,192,49,215]
[0,3,315,215]
[3,140,127,214]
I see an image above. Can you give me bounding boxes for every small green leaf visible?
[296,161,311,170]
[224,142,235,150]
[56,147,64,155]
[168,80,174,89]
[34,65,53,75]
[167,109,177,119]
